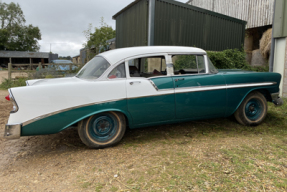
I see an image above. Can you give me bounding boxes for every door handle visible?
[130,81,141,85]
[175,78,185,82]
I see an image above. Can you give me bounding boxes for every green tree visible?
[83,17,116,55]
[0,2,41,51]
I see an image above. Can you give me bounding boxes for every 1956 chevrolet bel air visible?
[4,46,283,148]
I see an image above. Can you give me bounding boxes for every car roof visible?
[98,46,206,65]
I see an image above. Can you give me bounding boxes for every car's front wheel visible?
[78,112,126,148]
[234,91,268,126]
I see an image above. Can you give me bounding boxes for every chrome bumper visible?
[271,92,284,106]
[4,124,21,139]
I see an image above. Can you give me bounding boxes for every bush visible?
[207,49,269,72]
[207,49,248,69]
[0,78,28,89]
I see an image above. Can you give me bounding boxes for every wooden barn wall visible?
[188,0,274,29]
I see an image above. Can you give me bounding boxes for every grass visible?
[0,77,28,89]
[66,99,287,191]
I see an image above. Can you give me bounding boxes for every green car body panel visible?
[21,70,281,136]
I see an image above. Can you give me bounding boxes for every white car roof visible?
[98,46,206,65]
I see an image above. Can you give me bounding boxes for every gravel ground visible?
[0,71,28,84]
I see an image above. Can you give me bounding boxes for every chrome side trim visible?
[175,82,277,93]
[148,79,159,91]
[128,92,174,100]
[226,82,276,89]
[22,98,126,126]
[175,85,226,93]
[4,124,21,139]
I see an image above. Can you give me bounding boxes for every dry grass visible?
[260,28,272,60]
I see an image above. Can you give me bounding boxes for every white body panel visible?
[126,78,174,98]
[8,77,126,124]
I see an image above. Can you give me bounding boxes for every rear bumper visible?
[271,92,284,106]
[4,124,21,139]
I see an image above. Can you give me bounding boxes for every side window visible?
[128,56,166,78]
[172,55,206,74]
[108,63,126,79]
[197,55,206,73]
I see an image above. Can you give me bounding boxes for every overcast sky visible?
[2,0,187,57]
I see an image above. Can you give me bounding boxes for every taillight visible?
[5,95,10,101]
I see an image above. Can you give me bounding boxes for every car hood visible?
[27,77,83,86]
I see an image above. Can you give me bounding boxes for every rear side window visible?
[76,56,110,79]
[172,55,206,75]
[108,63,126,79]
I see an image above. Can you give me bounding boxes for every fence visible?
[7,62,83,81]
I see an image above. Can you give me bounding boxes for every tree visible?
[83,17,116,55]
[0,2,41,51]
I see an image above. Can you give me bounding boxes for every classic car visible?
[4,46,283,148]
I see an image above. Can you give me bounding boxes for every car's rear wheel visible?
[78,112,126,148]
[234,91,267,126]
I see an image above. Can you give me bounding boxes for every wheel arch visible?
[230,88,271,116]
[60,109,133,132]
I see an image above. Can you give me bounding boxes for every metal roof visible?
[99,46,206,65]
[0,51,51,58]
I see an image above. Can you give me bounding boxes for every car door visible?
[171,54,227,120]
[125,54,175,125]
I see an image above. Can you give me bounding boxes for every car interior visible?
[128,56,167,78]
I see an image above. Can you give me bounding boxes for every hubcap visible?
[245,99,263,121]
[89,115,118,142]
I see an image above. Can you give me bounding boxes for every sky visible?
[2,0,187,57]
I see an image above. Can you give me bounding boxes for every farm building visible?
[0,51,58,68]
[72,54,81,64]
[187,0,275,66]
[113,0,246,51]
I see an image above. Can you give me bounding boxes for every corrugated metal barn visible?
[187,0,274,29]
[113,0,247,51]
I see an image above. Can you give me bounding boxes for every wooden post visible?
[69,63,72,72]
[39,62,42,70]
[8,63,12,81]
[30,58,32,70]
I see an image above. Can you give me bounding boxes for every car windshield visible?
[76,56,111,79]
[207,57,218,74]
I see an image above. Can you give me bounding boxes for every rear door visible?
[125,55,175,125]
[171,54,227,120]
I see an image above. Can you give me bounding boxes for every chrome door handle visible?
[175,78,185,82]
[130,81,141,85]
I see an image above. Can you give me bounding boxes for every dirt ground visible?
[0,71,28,84]
[0,89,286,191]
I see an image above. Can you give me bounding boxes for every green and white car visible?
[5,46,283,148]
